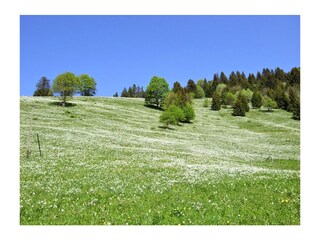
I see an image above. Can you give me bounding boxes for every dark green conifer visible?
[211,91,221,111]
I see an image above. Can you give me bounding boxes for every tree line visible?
[114,84,145,98]
[142,67,300,127]
[33,66,300,122]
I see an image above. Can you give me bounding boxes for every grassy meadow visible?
[20,96,300,225]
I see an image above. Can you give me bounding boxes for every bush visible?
[194,85,205,99]
[160,105,185,128]
[182,104,195,122]
[203,98,209,108]
[223,92,236,106]
[263,96,277,112]
[163,91,192,110]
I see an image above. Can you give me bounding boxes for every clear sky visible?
[20,15,300,96]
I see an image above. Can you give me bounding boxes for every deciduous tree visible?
[78,74,96,96]
[145,76,169,108]
[52,72,79,106]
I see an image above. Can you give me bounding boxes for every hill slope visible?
[20,97,300,225]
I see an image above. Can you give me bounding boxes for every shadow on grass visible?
[144,104,164,111]
[259,109,274,113]
[180,120,193,124]
[158,126,175,130]
[48,102,77,107]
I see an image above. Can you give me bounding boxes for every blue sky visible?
[20,15,300,96]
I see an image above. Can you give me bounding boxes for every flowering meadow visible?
[20,97,300,225]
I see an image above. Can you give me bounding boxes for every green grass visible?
[20,97,300,225]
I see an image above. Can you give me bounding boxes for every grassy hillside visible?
[20,97,300,225]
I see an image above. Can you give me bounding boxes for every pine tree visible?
[173,81,184,93]
[220,72,228,84]
[274,87,289,110]
[229,71,238,87]
[186,79,197,94]
[292,100,300,120]
[211,91,221,111]
[251,91,263,109]
[33,76,53,96]
[121,87,128,97]
[288,87,300,120]
[232,94,247,116]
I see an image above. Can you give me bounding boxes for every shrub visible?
[223,92,236,106]
[263,96,277,112]
[182,104,195,122]
[163,91,192,110]
[160,105,185,128]
[194,85,205,99]
[203,98,209,108]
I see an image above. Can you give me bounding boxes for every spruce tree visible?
[232,94,247,116]
[211,91,221,111]
[33,76,53,96]
[121,87,128,97]
[173,81,184,93]
[274,87,289,110]
[251,91,263,109]
[292,100,300,120]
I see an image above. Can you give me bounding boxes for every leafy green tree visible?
[211,91,221,111]
[251,91,263,109]
[182,104,195,122]
[160,105,185,128]
[78,74,96,96]
[194,85,205,99]
[232,94,248,116]
[263,96,277,112]
[223,92,236,106]
[145,76,169,108]
[33,76,53,96]
[52,72,79,106]
[215,83,227,96]
[113,92,118,97]
[235,89,253,103]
